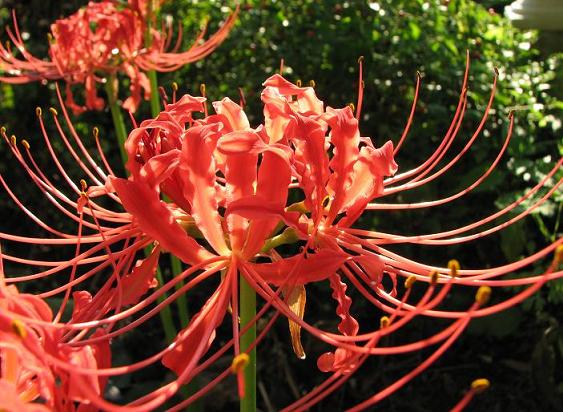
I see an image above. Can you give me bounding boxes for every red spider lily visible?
[0,0,238,113]
[0,254,111,411]
[0,57,561,411]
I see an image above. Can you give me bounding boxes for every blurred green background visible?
[0,0,561,410]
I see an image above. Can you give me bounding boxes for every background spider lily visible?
[0,52,561,410]
[0,0,238,114]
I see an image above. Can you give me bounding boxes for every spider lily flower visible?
[0,257,111,411]
[1,57,562,411]
[0,0,238,113]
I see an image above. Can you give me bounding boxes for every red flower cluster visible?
[0,0,237,113]
[1,59,561,410]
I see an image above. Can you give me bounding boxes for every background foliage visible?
[0,0,561,410]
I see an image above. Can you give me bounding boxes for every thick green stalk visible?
[104,75,178,344]
[240,275,257,412]
[146,58,190,332]
[148,70,161,117]
[144,2,197,407]
[154,265,177,343]
[144,28,190,330]
[103,78,128,165]
[170,256,190,328]
[145,1,163,118]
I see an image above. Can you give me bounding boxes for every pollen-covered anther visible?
[172,82,178,91]
[554,244,563,266]
[230,353,250,375]
[475,286,492,306]
[93,127,99,139]
[35,107,42,117]
[296,79,302,87]
[348,102,355,112]
[357,55,364,63]
[404,275,416,289]
[321,195,331,210]
[80,179,88,192]
[380,316,390,329]
[21,140,30,150]
[10,135,16,146]
[11,319,27,339]
[49,107,58,116]
[200,83,206,96]
[471,378,490,394]
[0,126,6,135]
[448,259,460,277]
[429,269,439,285]
[309,80,316,88]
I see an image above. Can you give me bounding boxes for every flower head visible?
[0,255,110,411]
[0,0,238,113]
[1,57,561,410]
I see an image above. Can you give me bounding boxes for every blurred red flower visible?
[0,0,238,113]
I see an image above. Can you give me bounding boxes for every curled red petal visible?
[111,176,214,265]
[250,250,349,286]
[162,279,230,376]
[179,124,229,255]
[113,246,160,308]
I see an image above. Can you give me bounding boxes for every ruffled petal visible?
[111,177,215,265]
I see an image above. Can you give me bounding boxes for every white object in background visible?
[506,0,563,31]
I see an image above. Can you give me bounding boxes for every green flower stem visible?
[103,77,128,165]
[240,275,257,412]
[144,2,197,407]
[154,264,178,343]
[143,0,190,330]
[144,47,190,332]
[170,255,190,328]
[145,1,163,119]
[261,228,299,254]
[148,70,161,117]
[104,74,179,346]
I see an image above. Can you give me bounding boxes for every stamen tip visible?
[21,139,30,150]
[448,259,460,277]
[35,107,42,117]
[471,378,490,394]
[380,316,390,329]
[430,269,439,285]
[475,286,492,306]
[11,319,27,339]
[231,353,250,374]
[554,244,563,265]
[49,107,58,116]
[404,275,416,289]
